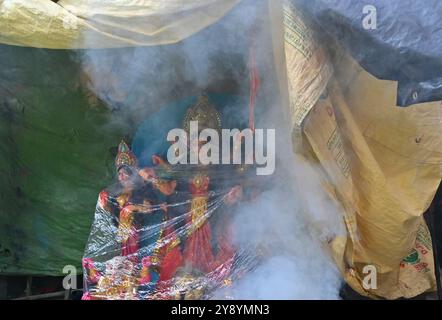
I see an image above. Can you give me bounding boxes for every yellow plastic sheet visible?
[301,57,441,299]
[267,0,441,298]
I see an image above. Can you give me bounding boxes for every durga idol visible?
[149,95,247,298]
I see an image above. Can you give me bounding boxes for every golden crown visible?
[115,140,138,170]
[183,94,221,133]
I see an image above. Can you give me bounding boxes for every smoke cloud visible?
[79,0,345,299]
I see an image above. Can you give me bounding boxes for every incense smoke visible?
[78,0,345,299]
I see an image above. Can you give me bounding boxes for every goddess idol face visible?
[118,166,136,189]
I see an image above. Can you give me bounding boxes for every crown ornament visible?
[115,140,138,171]
[183,94,221,133]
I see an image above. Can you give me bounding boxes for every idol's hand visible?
[139,167,176,196]
[121,203,153,215]
[138,167,156,181]
[152,154,170,167]
[225,185,242,205]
